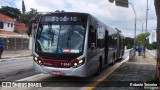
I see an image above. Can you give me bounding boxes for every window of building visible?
[8,23,10,27]
[11,23,13,28]
[0,22,4,29]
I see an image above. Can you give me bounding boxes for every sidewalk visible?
[94,52,157,90]
[1,50,32,59]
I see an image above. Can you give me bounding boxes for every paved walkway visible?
[1,50,32,59]
[94,52,157,90]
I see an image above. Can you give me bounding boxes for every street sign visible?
[115,0,128,8]
[108,0,114,3]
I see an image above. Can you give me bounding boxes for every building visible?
[0,13,28,35]
[149,30,157,44]
[14,22,28,34]
[0,13,29,50]
[0,13,16,32]
[0,13,19,36]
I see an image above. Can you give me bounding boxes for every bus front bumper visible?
[33,61,88,77]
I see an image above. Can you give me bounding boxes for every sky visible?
[0,0,157,38]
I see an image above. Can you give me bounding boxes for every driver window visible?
[88,26,97,48]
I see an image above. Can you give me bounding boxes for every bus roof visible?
[40,12,90,17]
[39,12,119,33]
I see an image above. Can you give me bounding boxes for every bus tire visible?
[95,60,102,75]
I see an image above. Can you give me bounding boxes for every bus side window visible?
[88,26,96,49]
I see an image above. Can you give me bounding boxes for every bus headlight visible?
[34,57,38,61]
[39,60,41,64]
[34,56,42,65]
[74,63,78,66]
[72,59,85,68]
[79,60,83,64]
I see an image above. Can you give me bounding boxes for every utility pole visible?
[137,20,144,33]
[130,3,137,55]
[142,24,143,33]
[143,0,149,57]
[146,0,149,33]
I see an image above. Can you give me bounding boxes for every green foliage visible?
[0,6,38,26]
[19,8,38,26]
[152,42,157,49]
[147,44,153,50]
[147,42,157,50]
[125,37,134,46]
[136,32,150,46]
[0,6,21,20]
[136,41,141,46]
[126,43,132,49]
[125,37,134,49]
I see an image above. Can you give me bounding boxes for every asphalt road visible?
[0,57,37,80]
[0,50,130,90]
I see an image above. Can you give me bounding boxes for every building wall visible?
[2,21,15,32]
[0,35,29,50]
[149,30,157,44]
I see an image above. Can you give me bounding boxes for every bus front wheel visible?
[95,60,102,75]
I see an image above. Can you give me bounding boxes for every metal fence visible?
[0,36,29,50]
[129,48,135,61]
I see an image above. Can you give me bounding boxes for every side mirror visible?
[27,23,32,36]
[27,20,38,36]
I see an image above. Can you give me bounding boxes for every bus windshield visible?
[36,24,86,54]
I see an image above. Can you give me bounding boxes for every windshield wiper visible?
[47,22,56,46]
[67,25,75,48]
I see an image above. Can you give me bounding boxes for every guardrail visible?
[147,49,157,58]
[129,48,135,60]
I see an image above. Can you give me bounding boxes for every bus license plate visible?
[52,71,62,75]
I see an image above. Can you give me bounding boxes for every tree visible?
[126,43,132,49]
[135,33,150,57]
[22,0,26,14]
[152,42,157,50]
[154,0,160,81]
[135,33,149,46]
[0,6,21,20]
[124,37,135,49]
[136,33,144,46]
[19,8,38,26]
[147,43,152,50]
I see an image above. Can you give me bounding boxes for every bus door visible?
[87,26,97,60]
[104,30,108,64]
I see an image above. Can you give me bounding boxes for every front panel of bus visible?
[33,13,89,77]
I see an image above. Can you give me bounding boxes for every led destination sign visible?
[45,16,79,22]
[41,15,86,23]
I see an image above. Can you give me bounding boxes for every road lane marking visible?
[17,73,48,81]
[86,56,129,90]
